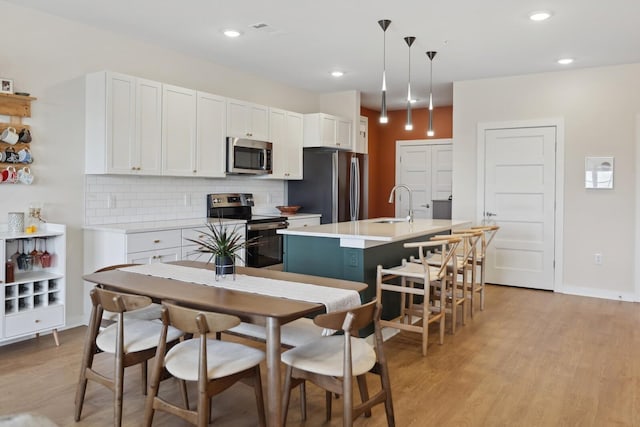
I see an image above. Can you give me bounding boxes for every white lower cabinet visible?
[1,223,66,344]
[83,222,246,323]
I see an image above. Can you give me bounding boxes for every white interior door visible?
[483,126,556,290]
[396,141,453,219]
[396,144,432,219]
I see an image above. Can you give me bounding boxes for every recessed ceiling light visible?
[223,29,242,38]
[557,58,574,65]
[529,11,552,21]
[331,71,344,77]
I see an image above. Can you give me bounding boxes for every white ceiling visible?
[10,0,640,110]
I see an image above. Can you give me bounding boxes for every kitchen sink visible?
[372,218,408,224]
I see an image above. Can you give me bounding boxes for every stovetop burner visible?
[206,193,286,224]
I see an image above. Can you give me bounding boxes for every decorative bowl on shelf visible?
[276,205,301,215]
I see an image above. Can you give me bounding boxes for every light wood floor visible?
[1,285,639,426]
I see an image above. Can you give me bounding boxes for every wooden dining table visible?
[82,260,367,427]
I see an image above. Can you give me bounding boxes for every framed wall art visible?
[585,156,614,189]
[0,78,14,94]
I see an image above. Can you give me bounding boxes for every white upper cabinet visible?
[85,71,162,174]
[268,108,303,180]
[355,115,368,154]
[303,113,353,150]
[227,98,269,140]
[195,92,226,178]
[161,84,197,176]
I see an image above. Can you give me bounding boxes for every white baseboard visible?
[555,284,637,302]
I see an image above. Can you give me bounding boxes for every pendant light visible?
[404,36,416,131]
[378,19,391,124]
[426,51,437,137]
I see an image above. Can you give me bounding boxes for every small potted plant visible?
[185,221,258,278]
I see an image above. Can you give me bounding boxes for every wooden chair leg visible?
[114,354,125,427]
[141,360,148,395]
[357,375,371,417]
[281,365,294,425]
[299,382,307,421]
[422,296,429,356]
[52,329,60,346]
[325,390,332,422]
[253,366,266,427]
[75,310,100,421]
[179,379,189,409]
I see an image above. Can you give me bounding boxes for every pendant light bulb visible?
[426,51,437,137]
[404,36,416,132]
[378,19,391,124]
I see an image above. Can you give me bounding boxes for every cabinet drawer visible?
[182,227,211,243]
[287,217,320,229]
[5,305,64,338]
[127,230,182,253]
[127,248,180,264]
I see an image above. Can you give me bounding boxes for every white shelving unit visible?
[1,223,66,346]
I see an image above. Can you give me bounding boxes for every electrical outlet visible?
[107,194,115,209]
[183,193,190,207]
[594,253,602,265]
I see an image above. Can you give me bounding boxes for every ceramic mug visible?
[4,147,18,163]
[0,151,5,162]
[0,127,19,145]
[18,128,32,143]
[1,166,17,183]
[18,148,32,163]
[18,167,33,185]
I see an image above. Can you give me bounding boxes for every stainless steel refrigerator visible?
[288,149,368,224]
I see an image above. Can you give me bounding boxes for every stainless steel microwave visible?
[226,137,273,175]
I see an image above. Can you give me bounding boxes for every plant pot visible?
[214,255,235,278]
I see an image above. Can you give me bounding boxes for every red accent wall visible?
[362,106,453,218]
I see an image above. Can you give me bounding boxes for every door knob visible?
[485,211,497,217]
[420,204,430,208]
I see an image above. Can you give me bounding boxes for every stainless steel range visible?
[206,193,288,268]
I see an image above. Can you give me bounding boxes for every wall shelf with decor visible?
[0,93,36,182]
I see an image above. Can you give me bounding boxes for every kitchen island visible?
[278,218,469,320]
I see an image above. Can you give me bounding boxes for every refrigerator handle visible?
[354,157,360,220]
[332,152,338,223]
[349,157,355,220]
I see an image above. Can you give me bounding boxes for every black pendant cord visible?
[378,19,391,124]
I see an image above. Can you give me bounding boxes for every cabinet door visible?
[249,104,269,140]
[268,108,287,179]
[227,99,269,140]
[196,92,226,177]
[355,116,368,154]
[106,72,136,174]
[136,78,162,174]
[227,99,250,138]
[320,115,337,147]
[162,84,197,176]
[336,118,352,150]
[284,112,303,179]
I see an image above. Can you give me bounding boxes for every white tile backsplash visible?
[85,175,286,225]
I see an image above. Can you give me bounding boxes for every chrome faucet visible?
[388,184,414,223]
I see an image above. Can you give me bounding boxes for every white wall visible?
[0,1,321,327]
[453,63,640,299]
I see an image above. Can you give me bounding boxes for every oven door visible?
[246,220,287,268]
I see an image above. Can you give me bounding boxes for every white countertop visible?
[83,218,246,234]
[278,217,471,249]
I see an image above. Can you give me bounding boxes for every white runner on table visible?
[118,263,361,334]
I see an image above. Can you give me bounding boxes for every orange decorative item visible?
[276,205,301,215]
